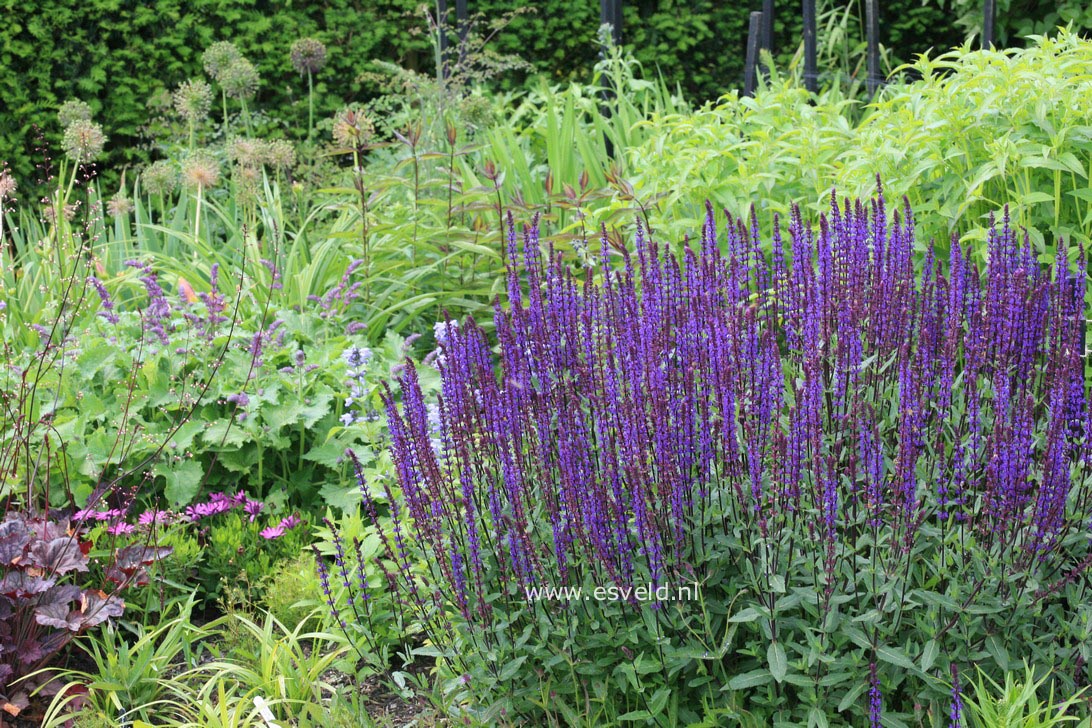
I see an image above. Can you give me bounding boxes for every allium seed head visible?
[0,169,16,200]
[106,191,133,217]
[62,119,106,164]
[234,163,261,203]
[220,58,260,100]
[43,199,77,223]
[57,99,93,128]
[173,78,213,123]
[229,138,265,168]
[331,107,375,149]
[203,41,242,81]
[262,139,296,170]
[290,37,327,76]
[181,154,221,190]
[142,160,178,196]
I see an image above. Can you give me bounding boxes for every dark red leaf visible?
[0,572,54,600]
[0,520,29,565]
[28,538,89,575]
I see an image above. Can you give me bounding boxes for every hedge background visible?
[0,0,1074,190]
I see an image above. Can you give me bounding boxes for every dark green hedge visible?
[0,0,995,190]
[1,0,430,188]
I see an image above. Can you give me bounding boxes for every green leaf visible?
[499,655,527,681]
[921,639,939,673]
[768,641,788,683]
[838,681,869,712]
[729,607,763,623]
[76,344,114,377]
[985,635,1011,671]
[648,687,670,716]
[318,482,362,512]
[202,419,251,448]
[156,459,204,507]
[727,669,773,690]
[299,391,334,428]
[876,644,916,671]
[617,711,653,722]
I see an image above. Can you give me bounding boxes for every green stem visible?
[194,185,204,250]
[307,72,314,139]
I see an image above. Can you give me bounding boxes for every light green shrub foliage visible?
[625,29,1092,258]
[258,553,324,631]
[962,663,1090,728]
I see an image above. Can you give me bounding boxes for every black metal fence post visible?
[437,0,450,80]
[599,0,623,158]
[761,0,775,62]
[456,0,468,69]
[865,0,881,97]
[803,0,817,93]
[600,0,623,46]
[982,0,995,49]
[744,11,763,97]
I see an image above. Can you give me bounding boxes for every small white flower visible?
[342,344,372,369]
[434,319,459,345]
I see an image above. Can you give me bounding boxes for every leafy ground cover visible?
[1,10,1091,727]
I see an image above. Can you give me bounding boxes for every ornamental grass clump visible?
[350,186,1092,724]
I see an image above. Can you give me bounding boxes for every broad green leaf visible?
[876,644,916,671]
[617,711,653,722]
[156,459,204,507]
[727,669,773,691]
[921,639,939,673]
[768,641,788,683]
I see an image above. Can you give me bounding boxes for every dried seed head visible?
[43,199,77,223]
[107,191,133,217]
[220,58,260,100]
[173,79,213,123]
[290,37,327,76]
[62,119,107,164]
[0,169,16,200]
[229,138,265,168]
[181,153,221,190]
[262,139,296,170]
[203,41,242,82]
[58,99,93,128]
[234,163,261,203]
[142,160,178,197]
[331,107,375,149]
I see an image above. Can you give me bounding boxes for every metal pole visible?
[437,0,449,80]
[982,0,995,49]
[865,0,881,98]
[803,0,817,93]
[598,0,621,158]
[600,0,623,46]
[762,0,774,56]
[455,0,468,69]
[456,0,468,43]
[744,11,763,97]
